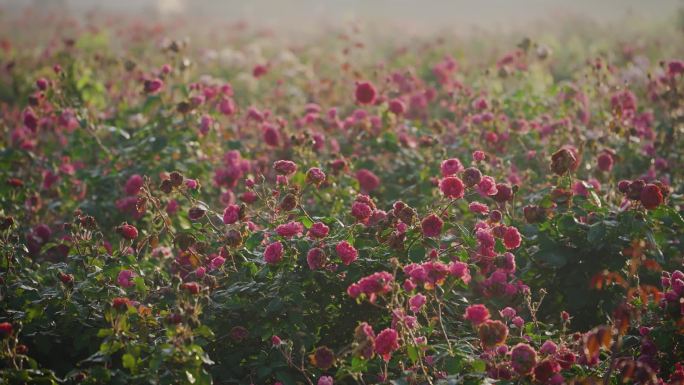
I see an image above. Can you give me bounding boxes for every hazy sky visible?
[2,0,682,33]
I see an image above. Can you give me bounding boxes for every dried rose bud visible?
[279,193,298,211]
[188,207,206,221]
[169,171,184,187]
[626,180,645,200]
[550,148,577,175]
[462,167,483,187]
[226,229,243,247]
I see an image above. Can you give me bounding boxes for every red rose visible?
[0,322,13,338]
[116,223,138,240]
[640,184,663,210]
[355,81,377,105]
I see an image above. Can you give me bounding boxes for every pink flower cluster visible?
[347,271,394,303]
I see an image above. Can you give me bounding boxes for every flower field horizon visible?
[1,4,684,385]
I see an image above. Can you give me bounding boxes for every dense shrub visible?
[1,9,683,385]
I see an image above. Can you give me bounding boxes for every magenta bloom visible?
[308,222,330,239]
[350,271,394,302]
[464,304,490,326]
[449,261,471,284]
[263,124,280,147]
[336,241,358,265]
[276,221,304,238]
[440,158,464,176]
[117,269,135,288]
[199,115,213,135]
[209,256,225,270]
[306,248,326,270]
[597,152,614,172]
[641,184,663,210]
[125,174,144,196]
[355,81,377,105]
[347,283,362,298]
[440,176,465,199]
[421,214,443,238]
[222,204,241,224]
[351,201,372,221]
[374,328,400,361]
[476,176,498,196]
[264,241,284,265]
[273,160,298,175]
[469,201,489,214]
[540,340,558,355]
[356,169,380,192]
[503,226,522,249]
[144,78,164,93]
[306,167,326,185]
[117,223,138,240]
[388,98,405,115]
[500,307,517,319]
[473,150,486,161]
[511,343,537,375]
[409,293,427,313]
[318,376,333,385]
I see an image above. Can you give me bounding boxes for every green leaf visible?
[299,215,313,229]
[122,353,136,372]
[587,222,606,245]
[470,359,486,372]
[350,356,368,373]
[407,345,419,363]
[245,232,264,251]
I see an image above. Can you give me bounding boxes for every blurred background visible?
[1,0,682,34]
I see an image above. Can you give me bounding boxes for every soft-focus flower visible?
[117,269,135,288]
[336,241,358,265]
[503,226,522,249]
[478,320,508,348]
[511,343,538,375]
[464,304,490,325]
[222,204,241,224]
[310,346,335,370]
[533,358,561,383]
[597,152,614,172]
[308,222,330,239]
[540,340,558,355]
[551,148,577,175]
[477,176,498,196]
[389,98,405,115]
[440,158,464,176]
[306,167,326,186]
[0,322,13,338]
[355,81,377,105]
[640,184,663,209]
[125,174,144,196]
[117,223,138,240]
[421,214,443,238]
[264,242,284,264]
[356,169,380,192]
[440,176,465,199]
[276,221,304,238]
[273,160,297,175]
[409,293,427,313]
[306,248,326,270]
[374,328,399,361]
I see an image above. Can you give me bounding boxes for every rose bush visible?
[0,8,683,385]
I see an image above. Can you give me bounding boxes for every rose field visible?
[1,3,684,385]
